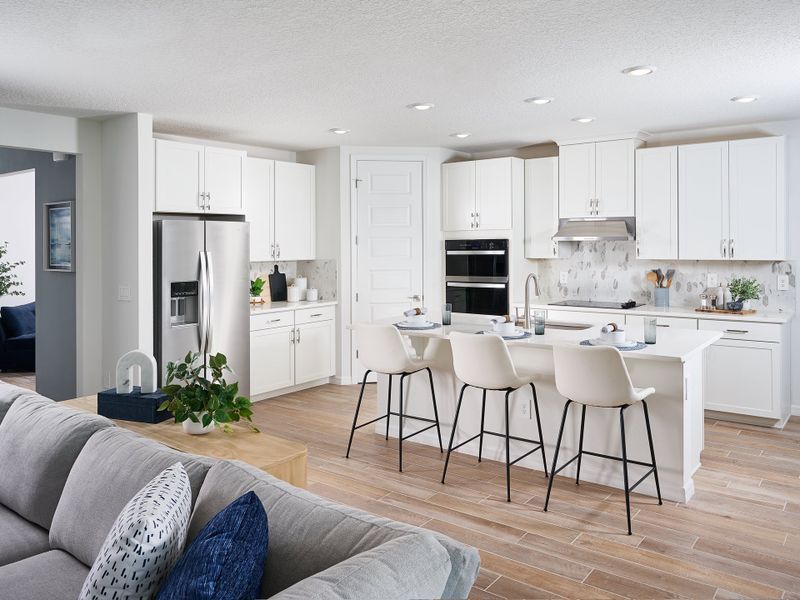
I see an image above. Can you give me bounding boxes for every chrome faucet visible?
[523,273,541,330]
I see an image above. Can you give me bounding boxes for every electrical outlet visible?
[706,273,718,288]
[559,271,569,285]
[520,398,532,419]
[777,275,790,291]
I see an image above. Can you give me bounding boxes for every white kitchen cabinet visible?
[635,146,678,260]
[274,161,316,260]
[442,158,518,232]
[559,139,639,218]
[625,315,696,330]
[155,139,245,215]
[728,137,786,260]
[294,319,335,385]
[545,309,620,326]
[524,157,571,259]
[246,157,275,262]
[250,326,295,395]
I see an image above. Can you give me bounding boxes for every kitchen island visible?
[376,322,722,503]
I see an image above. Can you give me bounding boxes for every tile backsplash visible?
[250,259,337,301]
[534,241,795,311]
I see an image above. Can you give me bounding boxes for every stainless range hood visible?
[552,217,635,242]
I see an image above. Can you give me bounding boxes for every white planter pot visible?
[182,414,214,435]
[743,299,753,310]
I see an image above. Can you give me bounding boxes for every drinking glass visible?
[533,310,546,335]
[644,317,657,344]
[442,303,452,326]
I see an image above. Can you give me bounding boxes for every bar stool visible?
[544,343,662,535]
[442,332,548,502]
[346,323,443,472]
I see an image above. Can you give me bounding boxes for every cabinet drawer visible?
[250,310,294,331]
[546,309,620,326]
[295,305,335,324]
[626,315,697,330]
[698,319,780,342]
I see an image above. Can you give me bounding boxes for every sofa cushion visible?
[80,463,193,600]
[271,532,451,600]
[0,382,39,424]
[50,427,214,567]
[157,491,269,600]
[0,503,50,567]
[0,549,89,600]
[189,460,480,599]
[0,302,35,338]
[0,396,112,529]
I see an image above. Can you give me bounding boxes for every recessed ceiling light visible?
[524,96,554,105]
[407,103,435,111]
[730,96,759,103]
[450,132,471,139]
[328,128,350,134]
[622,65,656,76]
[571,116,595,124]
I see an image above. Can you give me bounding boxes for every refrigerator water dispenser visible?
[170,281,198,326]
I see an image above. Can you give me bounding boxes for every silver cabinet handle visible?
[656,324,670,328]
[725,329,749,334]
[636,242,640,257]
[267,318,281,323]
[595,198,600,215]
[310,313,323,317]
[721,239,727,258]
[198,192,205,209]
[270,243,275,259]
[296,328,301,343]
[290,329,295,343]
[276,244,281,259]
[553,243,557,256]
[206,191,211,210]
[730,239,734,259]
[446,281,505,289]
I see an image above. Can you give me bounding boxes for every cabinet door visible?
[595,139,636,217]
[294,320,334,384]
[154,139,205,213]
[245,157,275,262]
[678,141,729,260]
[558,143,595,218]
[525,157,565,258]
[475,158,512,230]
[250,326,295,395]
[204,147,246,214]
[545,309,620,326]
[442,161,476,231]
[274,162,315,260]
[729,137,785,260]
[635,146,678,259]
[704,340,779,418]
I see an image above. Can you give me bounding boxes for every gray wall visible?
[0,147,76,400]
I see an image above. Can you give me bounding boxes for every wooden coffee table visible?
[62,396,308,488]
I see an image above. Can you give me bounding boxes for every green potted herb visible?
[0,242,24,299]
[250,277,266,303]
[727,277,760,311]
[159,352,259,435]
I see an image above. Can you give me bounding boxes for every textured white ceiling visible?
[1,1,799,152]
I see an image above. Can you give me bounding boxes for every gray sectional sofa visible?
[0,381,480,599]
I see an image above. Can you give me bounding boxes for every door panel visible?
[558,143,595,218]
[635,146,678,259]
[204,147,245,214]
[595,139,635,216]
[524,157,561,259]
[250,326,294,395]
[475,158,512,229]
[155,140,204,213]
[245,157,274,261]
[704,340,778,417]
[295,320,334,384]
[274,162,315,260]
[442,161,475,231]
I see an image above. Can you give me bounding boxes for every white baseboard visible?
[791,406,800,417]
[331,375,353,385]
[251,377,333,401]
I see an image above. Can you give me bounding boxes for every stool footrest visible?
[552,450,655,477]
[628,467,656,493]
[401,422,438,442]
[352,412,437,432]
[449,432,483,452]
[509,444,545,466]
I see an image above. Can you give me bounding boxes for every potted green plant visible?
[0,242,24,299]
[158,351,259,435]
[250,277,266,303]
[727,277,760,311]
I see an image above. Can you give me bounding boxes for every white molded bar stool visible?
[347,323,443,472]
[442,332,548,502]
[545,343,662,535]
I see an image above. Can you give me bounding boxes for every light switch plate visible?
[706,273,718,288]
[559,271,569,285]
[118,285,131,302]
[777,275,790,291]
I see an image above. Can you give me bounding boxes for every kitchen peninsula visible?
[378,323,722,503]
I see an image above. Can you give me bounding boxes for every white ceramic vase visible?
[182,413,214,435]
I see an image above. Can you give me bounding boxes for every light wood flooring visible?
[0,372,35,391]
[252,383,800,599]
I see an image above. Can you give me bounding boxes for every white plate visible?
[483,329,528,339]
[585,338,639,349]
[398,321,437,329]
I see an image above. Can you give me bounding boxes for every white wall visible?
[0,169,36,305]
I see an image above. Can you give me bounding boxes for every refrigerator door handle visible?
[198,251,209,356]
[205,251,215,354]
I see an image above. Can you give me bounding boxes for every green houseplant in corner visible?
[727,277,760,311]
[159,351,259,435]
[250,277,266,303]
[0,241,24,299]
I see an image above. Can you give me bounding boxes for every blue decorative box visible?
[97,386,172,424]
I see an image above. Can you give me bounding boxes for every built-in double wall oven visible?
[445,239,509,316]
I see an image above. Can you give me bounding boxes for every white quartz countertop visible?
[513,299,793,324]
[250,300,337,316]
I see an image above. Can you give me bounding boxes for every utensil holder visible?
[654,287,669,307]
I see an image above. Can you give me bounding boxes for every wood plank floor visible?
[251,383,800,599]
[0,372,35,391]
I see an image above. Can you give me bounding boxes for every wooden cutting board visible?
[268,265,287,302]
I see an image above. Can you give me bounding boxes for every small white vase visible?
[182,413,214,435]
[743,299,752,310]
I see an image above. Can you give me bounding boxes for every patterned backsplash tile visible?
[250,259,337,301]
[534,241,795,311]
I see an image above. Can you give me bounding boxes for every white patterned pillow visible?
[79,462,192,600]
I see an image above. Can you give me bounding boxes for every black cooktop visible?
[548,300,643,310]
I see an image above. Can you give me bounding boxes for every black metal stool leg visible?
[575,404,586,484]
[385,374,393,440]
[346,370,371,458]
[441,384,467,484]
[426,368,444,452]
[478,389,487,462]
[530,383,548,477]
[642,400,663,505]
[398,374,406,472]
[504,390,512,502]
[620,406,632,535]
[544,400,571,512]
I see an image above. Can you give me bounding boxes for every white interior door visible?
[353,160,424,381]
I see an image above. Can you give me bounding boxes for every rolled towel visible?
[490,317,503,326]
[403,307,428,317]
[601,322,621,334]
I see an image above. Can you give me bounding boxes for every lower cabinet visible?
[295,320,335,385]
[250,326,295,394]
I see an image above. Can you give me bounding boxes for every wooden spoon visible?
[646,271,660,287]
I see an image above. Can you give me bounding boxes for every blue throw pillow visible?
[156,491,269,600]
[1,303,35,338]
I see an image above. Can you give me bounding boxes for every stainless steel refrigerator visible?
[154,218,249,397]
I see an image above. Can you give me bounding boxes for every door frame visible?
[349,154,428,384]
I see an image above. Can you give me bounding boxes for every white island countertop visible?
[250,300,337,316]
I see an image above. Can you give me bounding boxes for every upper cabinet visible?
[678,136,785,261]
[524,157,571,259]
[155,139,245,215]
[245,158,315,262]
[635,146,678,260]
[442,158,520,232]
[559,138,640,218]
